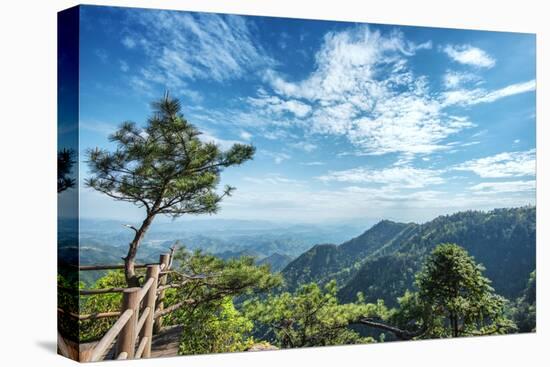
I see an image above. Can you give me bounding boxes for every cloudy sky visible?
[72,5,536,223]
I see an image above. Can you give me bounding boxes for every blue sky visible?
[68,5,536,223]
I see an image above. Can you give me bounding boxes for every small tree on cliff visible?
[86,93,255,286]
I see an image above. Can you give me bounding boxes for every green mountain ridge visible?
[282,206,536,306]
[282,220,412,290]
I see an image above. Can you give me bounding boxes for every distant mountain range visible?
[59,207,535,300]
[282,206,536,306]
[58,217,377,284]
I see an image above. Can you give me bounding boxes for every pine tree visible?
[359,243,515,339]
[58,148,76,193]
[415,243,514,337]
[86,93,255,286]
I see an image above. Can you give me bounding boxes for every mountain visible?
[338,253,419,307]
[282,206,536,305]
[67,218,376,261]
[258,253,294,272]
[282,220,415,290]
[216,249,262,260]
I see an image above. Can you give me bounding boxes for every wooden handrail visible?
[154,254,171,334]
[57,308,121,320]
[139,264,160,358]
[116,288,141,359]
[136,307,150,335]
[70,253,172,362]
[135,337,148,359]
[79,287,127,295]
[139,277,155,302]
[78,264,150,271]
[89,309,134,362]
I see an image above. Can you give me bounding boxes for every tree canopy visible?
[415,243,515,337]
[178,297,255,355]
[86,93,255,286]
[244,280,385,348]
[511,270,536,332]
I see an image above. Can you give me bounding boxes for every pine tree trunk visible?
[124,214,156,287]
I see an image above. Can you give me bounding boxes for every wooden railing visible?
[58,251,179,362]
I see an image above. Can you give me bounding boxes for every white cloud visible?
[261,150,291,164]
[442,80,536,106]
[239,131,253,141]
[442,44,496,68]
[469,180,536,194]
[318,166,444,189]
[454,149,536,178]
[199,130,244,150]
[247,94,312,118]
[260,26,474,157]
[243,174,304,186]
[122,36,137,49]
[476,80,536,103]
[180,89,203,104]
[119,60,129,72]
[290,142,317,153]
[301,161,325,166]
[442,70,481,89]
[80,120,117,136]
[126,11,274,88]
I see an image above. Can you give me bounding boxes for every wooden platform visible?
[150,325,183,358]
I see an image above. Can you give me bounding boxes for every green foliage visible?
[57,274,81,340]
[76,249,281,343]
[399,207,536,300]
[161,248,282,325]
[160,248,282,351]
[283,221,412,290]
[85,93,255,218]
[339,253,419,307]
[414,243,515,337]
[178,297,254,355]
[387,290,440,338]
[61,207,535,351]
[85,93,256,286]
[58,148,76,193]
[170,248,282,307]
[244,280,385,348]
[511,270,536,332]
[285,206,535,306]
[78,270,127,342]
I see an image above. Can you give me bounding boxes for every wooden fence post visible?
[116,288,140,359]
[154,253,170,334]
[140,264,159,358]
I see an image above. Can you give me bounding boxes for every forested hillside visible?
[282,220,415,290]
[283,206,536,305]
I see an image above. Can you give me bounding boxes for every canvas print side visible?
[57,5,80,362]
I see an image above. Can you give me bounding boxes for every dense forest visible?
[284,206,535,305]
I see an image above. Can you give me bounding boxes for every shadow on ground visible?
[35,340,57,355]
